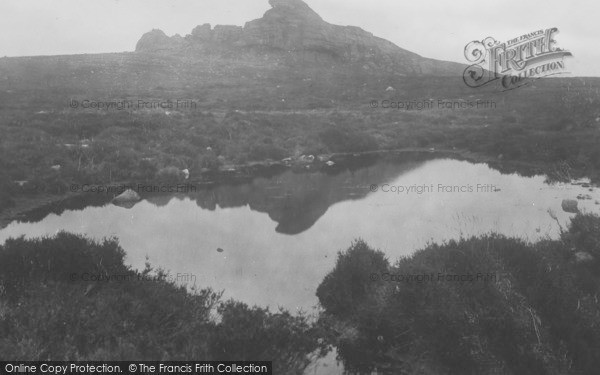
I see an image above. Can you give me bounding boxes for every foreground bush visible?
[317,214,600,375]
[0,233,327,373]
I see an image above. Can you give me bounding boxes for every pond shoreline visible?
[0,147,589,230]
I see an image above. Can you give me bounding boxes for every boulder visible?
[298,155,315,163]
[113,189,141,204]
[561,199,579,213]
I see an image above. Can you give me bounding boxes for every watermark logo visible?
[70,184,197,194]
[370,272,499,284]
[69,272,198,286]
[369,183,501,194]
[68,99,198,111]
[369,99,497,110]
[463,27,572,91]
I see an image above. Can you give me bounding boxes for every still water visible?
[1,158,599,313]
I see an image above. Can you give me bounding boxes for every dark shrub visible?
[0,233,326,371]
[317,240,388,319]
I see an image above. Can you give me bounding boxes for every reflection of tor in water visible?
[180,161,424,235]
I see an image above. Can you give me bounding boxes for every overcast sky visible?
[0,0,598,76]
